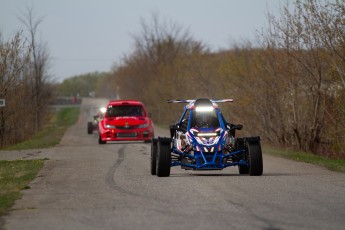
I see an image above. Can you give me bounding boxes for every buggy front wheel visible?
[151,138,158,175]
[247,140,263,176]
[156,137,171,177]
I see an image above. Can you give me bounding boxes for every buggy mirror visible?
[148,112,152,118]
[170,123,185,136]
[170,124,178,137]
[170,124,181,131]
[231,124,243,131]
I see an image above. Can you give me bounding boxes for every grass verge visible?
[263,145,345,173]
[0,107,79,216]
[4,107,80,150]
[0,159,45,215]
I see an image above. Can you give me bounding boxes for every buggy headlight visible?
[195,106,214,112]
[138,123,148,128]
[197,132,218,137]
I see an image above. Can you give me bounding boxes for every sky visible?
[0,0,287,82]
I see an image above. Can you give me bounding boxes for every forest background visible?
[2,0,345,158]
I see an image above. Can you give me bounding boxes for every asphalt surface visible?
[1,97,345,230]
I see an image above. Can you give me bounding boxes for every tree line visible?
[57,72,109,98]
[5,1,343,158]
[98,0,344,158]
[0,8,53,148]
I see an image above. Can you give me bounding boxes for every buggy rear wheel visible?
[151,138,158,175]
[238,165,249,174]
[247,140,263,176]
[156,137,171,177]
[87,122,93,134]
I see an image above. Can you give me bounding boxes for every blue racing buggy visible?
[151,98,263,177]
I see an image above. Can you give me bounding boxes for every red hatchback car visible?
[98,100,154,144]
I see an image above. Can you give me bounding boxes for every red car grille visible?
[116,132,138,137]
[114,126,137,130]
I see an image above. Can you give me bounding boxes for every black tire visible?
[87,122,93,134]
[156,138,171,177]
[98,134,106,144]
[151,138,158,175]
[247,140,263,176]
[238,164,249,174]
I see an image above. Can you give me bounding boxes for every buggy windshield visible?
[190,109,220,129]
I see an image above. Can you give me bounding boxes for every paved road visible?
[1,98,345,230]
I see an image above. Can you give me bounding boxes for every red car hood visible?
[104,116,148,126]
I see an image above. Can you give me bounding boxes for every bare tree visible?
[19,5,50,132]
[0,32,31,147]
[110,12,207,124]
[0,6,53,148]
[249,0,344,154]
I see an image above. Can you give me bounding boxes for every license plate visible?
[116,132,137,137]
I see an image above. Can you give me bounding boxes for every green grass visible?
[0,107,80,216]
[263,145,345,173]
[0,159,45,215]
[4,107,80,150]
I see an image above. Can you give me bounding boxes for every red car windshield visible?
[106,105,146,117]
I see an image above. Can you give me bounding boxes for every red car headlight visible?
[105,124,116,129]
[138,123,148,128]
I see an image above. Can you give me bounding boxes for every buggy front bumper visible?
[171,148,248,170]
